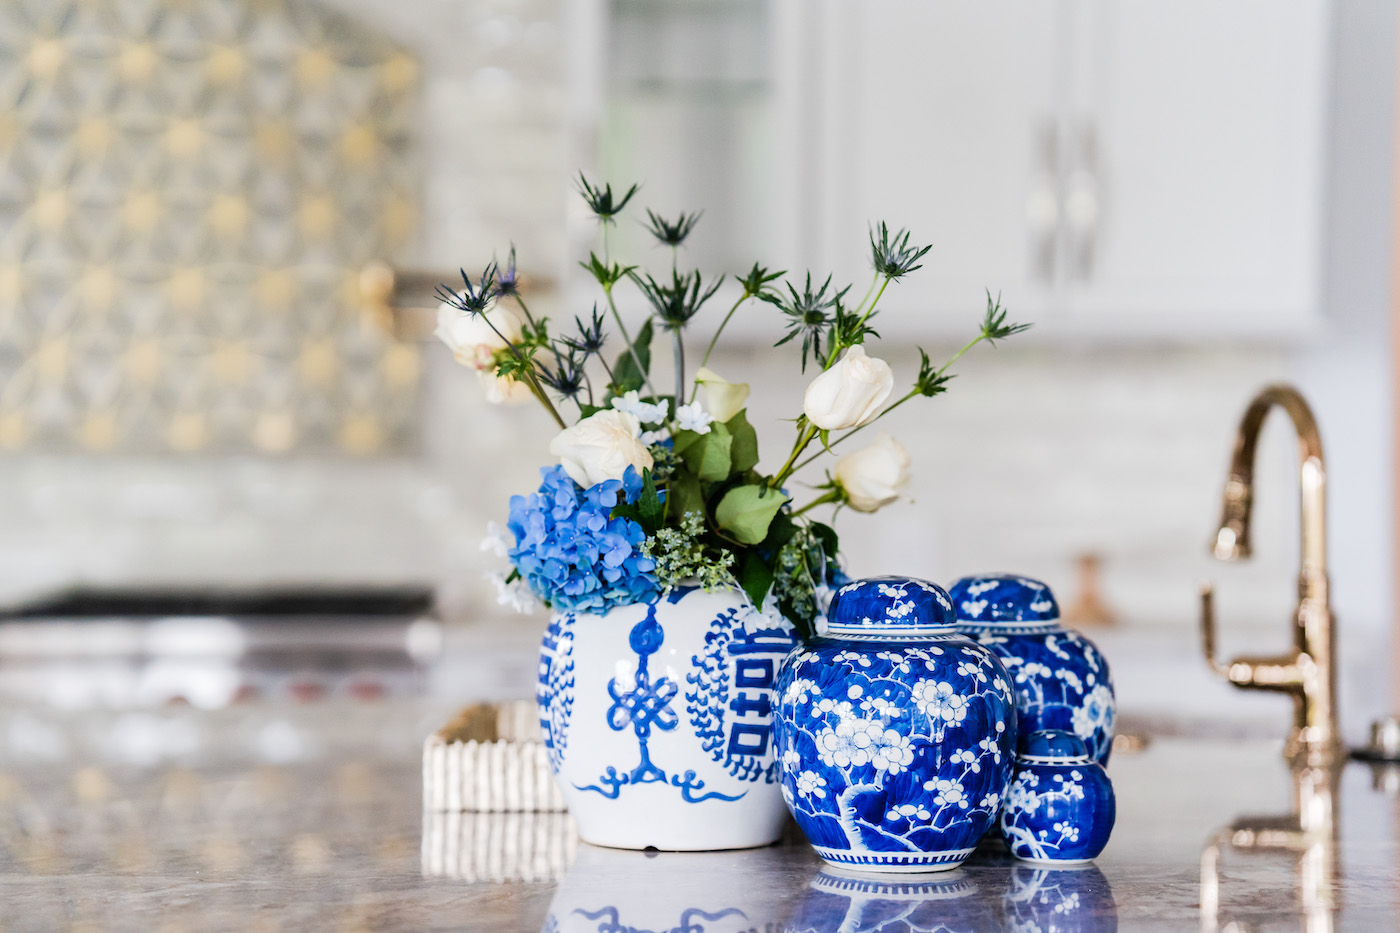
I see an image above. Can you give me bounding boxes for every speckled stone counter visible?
[2,701,1398,931]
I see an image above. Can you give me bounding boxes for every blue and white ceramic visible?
[774,576,1018,873]
[950,575,1116,763]
[786,868,1000,933]
[1002,863,1119,933]
[537,585,798,850]
[999,730,1116,864]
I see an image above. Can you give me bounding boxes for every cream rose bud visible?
[802,345,895,430]
[476,369,534,405]
[695,366,750,422]
[434,300,524,370]
[834,432,912,512]
[549,410,655,489]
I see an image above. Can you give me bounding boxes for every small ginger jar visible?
[950,574,1116,763]
[773,576,1018,873]
[999,730,1116,864]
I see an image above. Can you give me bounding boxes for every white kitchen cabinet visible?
[770,0,1331,338]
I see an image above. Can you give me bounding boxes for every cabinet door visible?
[1064,0,1329,331]
[778,0,1064,325]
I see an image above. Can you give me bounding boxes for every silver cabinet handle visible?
[1064,122,1100,282]
[1026,120,1060,284]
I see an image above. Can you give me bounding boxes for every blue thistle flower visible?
[506,465,658,614]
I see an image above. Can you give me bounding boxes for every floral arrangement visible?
[443,175,1028,637]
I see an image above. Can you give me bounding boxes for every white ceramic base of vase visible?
[1012,856,1096,867]
[813,845,975,874]
[567,782,789,851]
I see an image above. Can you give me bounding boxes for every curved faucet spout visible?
[1200,384,1339,766]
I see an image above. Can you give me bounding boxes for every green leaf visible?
[679,422,733,483]
[671,428,704,457]
[764,511,800,550]
[809,520,839,559]
[669,471,706,520]
[611,318,653,394]
[716,484,790,545]
[637,469,664,534]
[737,550,776,610]
[726,410,759,473]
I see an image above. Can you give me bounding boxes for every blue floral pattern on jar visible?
[950,575,1116,763]
[774,577,1018,873]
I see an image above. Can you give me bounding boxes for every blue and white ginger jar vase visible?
[999,730,1116,864]
[950,575,1116,763]
[773,576,1018,873]
[537,585,798,850]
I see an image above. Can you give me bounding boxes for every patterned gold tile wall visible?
[0,0,422,454]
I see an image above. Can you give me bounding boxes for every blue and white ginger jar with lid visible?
[773,576,1018,873]
[950,575,1116,763]
[999,730,1116,864]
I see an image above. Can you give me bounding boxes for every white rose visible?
[549,409,655,489]
[834,432,911,512]
[695,366,750,422]
[435,300,524,370]
[476,369,534,405]
[802,345,894,430]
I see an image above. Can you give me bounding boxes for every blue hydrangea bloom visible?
[506,465,659,614]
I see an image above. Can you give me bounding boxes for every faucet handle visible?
[1199,582,1232,678]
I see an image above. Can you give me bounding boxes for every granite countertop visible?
[2,700,1399,931]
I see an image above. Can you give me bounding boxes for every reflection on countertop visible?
[2,697,1400,930]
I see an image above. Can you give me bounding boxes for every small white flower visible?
[675,401,715,435]
[640,428,671,446]
[480,521,510,557]
[485,571,538,614]
[610,390,669,424]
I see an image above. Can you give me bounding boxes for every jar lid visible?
[1019,730,1092,764]
[948,574,1059,625]
[826,576,955,637]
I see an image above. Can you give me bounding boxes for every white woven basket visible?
[421,810,577,883]
[422,699,566,813]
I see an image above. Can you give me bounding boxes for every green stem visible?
[514,293,540,331]
[852,271,880,316]
[478,315,566,429]
[770,424,818,490]
[933,331,991,380]
[855,276,892,332]
[672,327,685,407]
[604,284,659,398]
[792,489,842,517]
[692,292,749,400]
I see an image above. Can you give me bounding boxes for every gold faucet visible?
[1200,384,1341,766]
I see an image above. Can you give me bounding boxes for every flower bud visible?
[834,432,911,512]
[802,346,894,431]
[695,366,750,422]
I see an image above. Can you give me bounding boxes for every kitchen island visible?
[1,700,1398,931]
